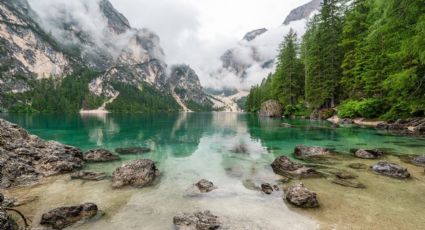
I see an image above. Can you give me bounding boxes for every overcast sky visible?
[109,0,310,87]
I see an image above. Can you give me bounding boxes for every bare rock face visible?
[283,0,322,25]
[84,149,120,162]
[111,159,159,188]
[71,171,107,181]
[259,100,283,118]
[294,145,333,160]
[372,161,410,179]
[0,119,84,188]
[271,156,320,178]
[285,183,319,208]
[173,210,220,230]
[40,203,99,229]
[353,149,383,159]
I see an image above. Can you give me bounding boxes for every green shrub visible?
[338,99,387,119]
[284,104,297,116]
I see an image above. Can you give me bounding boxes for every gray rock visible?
[285,183,319,208]
[354,149,383,159]
[259,100,283,118]
[261,183,273,195]
[271,156,320,178]
[195,179,217,193]
[112,159,159,188]
[0,119,84,188]
[115,147,151,155]
[411,155,425,167]
[40,203,99,229]
[173,210,220,230]
[294,145,333,160]
[83,149,120,162]
[71,171,107,181]
[371,161,410,179]
[243,28,267,41]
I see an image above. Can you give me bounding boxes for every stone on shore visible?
[0,119,84,188]
[259,100,282,118]
[294,145,333,160]
[40,203,99,229]
[83,149,120,162]
[115,147,151,155]
[71,171,107,181]
[285,183,319,208]
[173,210,220,230]
[371,161,410,179]
[353,149,383,159]
[271,156,320,178]
[112,159,159,188]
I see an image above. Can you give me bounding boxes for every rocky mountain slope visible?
[283,0,322,25]
[0,0,211,112]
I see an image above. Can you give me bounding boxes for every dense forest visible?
[246,0,425,120]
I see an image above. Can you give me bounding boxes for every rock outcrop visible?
[259,100,283,117]
[112,159,159,188]
[0,119,84,188]
[173,210,220,230]
[294,145,333,160]
[271,156,320,178]
[83,149,120,162]
[285,183,319,208]
[40,203,99,229]
[371,161,410,179]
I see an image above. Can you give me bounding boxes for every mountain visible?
[283,0,322,25]
[0,0,212,113]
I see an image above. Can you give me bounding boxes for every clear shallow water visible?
[2,112,425,229]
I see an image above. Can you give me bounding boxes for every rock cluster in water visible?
[0,119,84,188]
[112,159,159,188]
[173,210,220,230]
[271,156,319,178]
[377,118,425,136]
[40,203,99,229]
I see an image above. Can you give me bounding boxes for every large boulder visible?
[83,149,120,162]
[40,203,99,229]
[294,145,333,160]
[259,100,283,118]
[285,183,319,208]
[353,149,383,159]
[173,210,220,230]
[0,119,84,188]
[371,161,410,179]
[112,159,159,188]
[271,156,320,178]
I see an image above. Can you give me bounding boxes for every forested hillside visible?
[246,0,425,120]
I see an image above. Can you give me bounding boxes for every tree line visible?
[246,0,425,120]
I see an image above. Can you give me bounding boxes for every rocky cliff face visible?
[0,0,212,112]
[168,65,213,111]
[242,28,268,42]
[283,0,322,25]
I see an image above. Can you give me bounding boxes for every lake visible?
[2,112,425,229]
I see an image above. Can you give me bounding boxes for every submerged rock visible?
[40,203,99,229]
[0,206,13,230]
[71,171,107,181]
[112,159,159,188]
[348,163,368,170]
[173,210,220,230]
[331,170,358,180]
[271,156,320,178]
[411,155,425,167]
[261,183,273,195]
[294,145,333,160]
[195,179,217,193]
[115,147,151,154]
[331,178,366,189]
[371,161,410,179]
[353,149,383,159]
[0,119,84,188]
[285,183,319,208]
[83,149,120,162]
[259,100,283,117]
[230,144,248,154]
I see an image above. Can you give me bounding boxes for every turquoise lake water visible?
[2,112,425,229]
